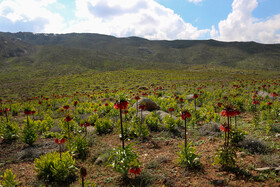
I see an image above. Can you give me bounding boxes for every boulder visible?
[132,98,160,111]
[155,110,177,121]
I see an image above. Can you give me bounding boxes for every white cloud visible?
[67,0,209,40]
[187,0,203,4]
[0,0,66,33]
[216,0,280,44]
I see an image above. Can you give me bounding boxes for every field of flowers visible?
[0,68,280,186]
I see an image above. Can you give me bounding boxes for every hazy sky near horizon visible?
[0,0,279,43]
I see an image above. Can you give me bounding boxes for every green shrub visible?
[0,121,19,141]
[230,128,247,145]
[0,169,19,186]
[95,118,113,135]
[213,146,236,168]
[177,142,201,169]
[108,143,141,177]
[144,112,160,131]
[21,117,37,145]
[34,114,54,134]
[163,115,176,132]
[34,151,77,184]
[74,135,88,159]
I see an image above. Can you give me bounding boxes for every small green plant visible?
[230,128,247,145]
[34,151,77,185]
[177,142,201,169]
[21,116,37,146]
[0,169,20,186]
[95,118,113,135]
[108,143,141,178]
[0,121,19,141]
[213,146,237,168]
[74,135,88,159]
[163,115,176,132]
[144,112,160,131]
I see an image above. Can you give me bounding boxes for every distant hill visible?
[0,32,280,71]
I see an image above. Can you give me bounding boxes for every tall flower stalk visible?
[181,110,191,151]
[114,99,129,149]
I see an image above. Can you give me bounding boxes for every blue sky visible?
[0,0,279,43]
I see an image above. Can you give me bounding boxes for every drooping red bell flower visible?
[38,101,42,105]
[168,107,174,112]
[216,103,223,108]
[134,96,141,100]
[24,109,32,115]
[129,167,141,175]
[4,108,10,113]
[114,100,129,110]
[267,102,273,106]
[220,123,230,132]
[270,92,278,97]
[181,111,191,120]
[139,105,146,110]
[179,98,184,102]
[220,105,236,117]
[63,105,70,110]
[252,100,260,105]
[31,110,36,114]
[64,115,73,122]
[193,94,199,99]
[54,138,66,145]
[80,122,91,127]
[104,103,109,107]
[74,101,79,106]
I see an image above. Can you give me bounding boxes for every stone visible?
[132,98,160,111]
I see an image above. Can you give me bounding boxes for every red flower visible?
[31,111,36,114]
[74,101,79,106]
[64,115,72,122]
[104,103,109,107]
[270,92,278,97]
[220,106,236,117]
[216,103,223,108]
[168,107,174,112]
[193,94,199,99]
[55,138,66,144]
[134,96,141,100]
[129,167,141,175]
[4,108,10,113]
[38,101,42,105]
[252,100,260,105]
[24,109,32,115]
[123,110,129,114]
[181,111,191,120]
[63,105,70,110]
[220,123,230,132]
[179,98,184,102]
[139,105,146,110]
[267,102,273,105]
[114,100,129,110]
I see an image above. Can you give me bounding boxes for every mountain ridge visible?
[0,32,280,71]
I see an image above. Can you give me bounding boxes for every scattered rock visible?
[132,98,160,111]
[137,110,152,122]
[198,122,221,136]
[49,126,62,133]
[238,136,269,154]
[155,110,177,121]
[94,156,105,165]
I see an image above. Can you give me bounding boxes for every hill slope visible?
[0,32,280,71]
